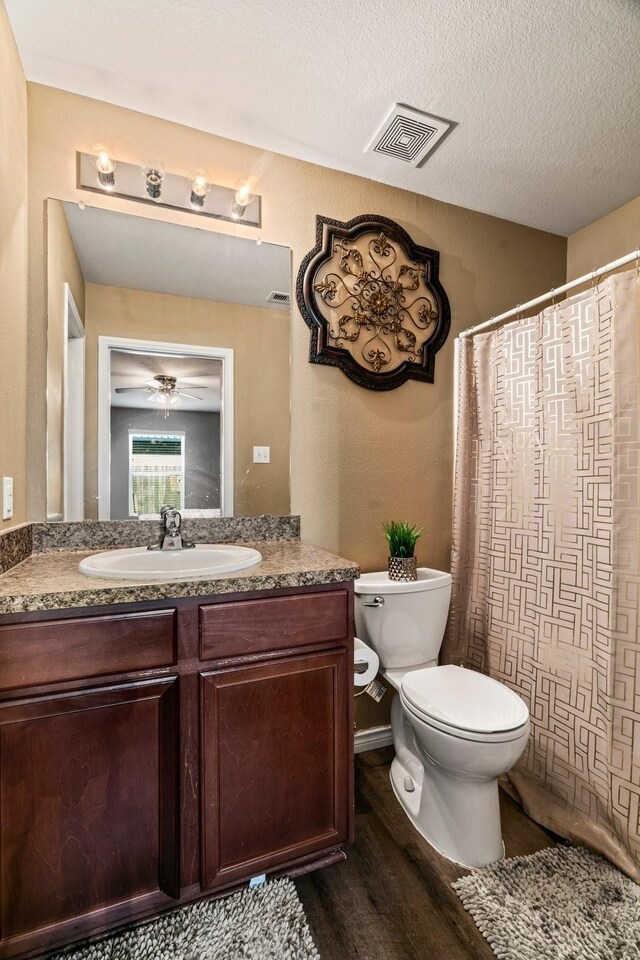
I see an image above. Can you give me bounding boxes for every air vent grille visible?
[267,290,291,305]
[366,104,453,167]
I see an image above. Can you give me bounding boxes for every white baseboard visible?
[354,725,393,754]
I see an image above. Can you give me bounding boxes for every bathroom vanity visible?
[0,533,358,959]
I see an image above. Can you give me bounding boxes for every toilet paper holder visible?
[353,637,380,691]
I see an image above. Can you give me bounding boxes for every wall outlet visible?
[253,446,270,464]
[2,477,13,520]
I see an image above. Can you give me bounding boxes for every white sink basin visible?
[79,544,262,581]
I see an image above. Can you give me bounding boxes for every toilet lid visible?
[401,665,529,734]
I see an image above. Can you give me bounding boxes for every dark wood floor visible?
[295,747,554,960]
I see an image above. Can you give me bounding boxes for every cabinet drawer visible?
[0,610,177,691]
[199,590,349,660]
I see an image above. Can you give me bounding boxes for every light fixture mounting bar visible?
[76,153,262,227]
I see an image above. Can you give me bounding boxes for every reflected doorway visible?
[98,337,234,519]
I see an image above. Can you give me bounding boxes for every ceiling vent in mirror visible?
[366,104,454,166]
[267,290,291,305]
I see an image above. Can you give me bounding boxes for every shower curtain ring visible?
[591,269,598,290]
[635,247,640,277]
[551,288,557,307]
[516,303,522,320]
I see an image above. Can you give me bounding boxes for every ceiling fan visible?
[114,374,204,417]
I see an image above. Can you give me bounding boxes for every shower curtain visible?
[443,267,640,880]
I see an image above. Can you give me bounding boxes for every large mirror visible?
[46,201,291,520]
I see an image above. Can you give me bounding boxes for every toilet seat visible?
[400,664,529,743]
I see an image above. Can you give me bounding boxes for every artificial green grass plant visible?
[383,521,423,558]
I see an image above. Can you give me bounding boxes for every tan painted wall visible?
[26,83,567,573]
[46,199,86,519]
[84,283,290,519]
[0,1,28,529]
[567,195,640,281]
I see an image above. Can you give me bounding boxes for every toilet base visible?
[389,753,505,868]
[388,691,509,868]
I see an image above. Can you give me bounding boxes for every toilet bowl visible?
[354,569,530,867]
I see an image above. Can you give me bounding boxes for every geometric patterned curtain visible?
[443,268,640,881]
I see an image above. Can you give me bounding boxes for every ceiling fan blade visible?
[178,392,204,401]
[177,380,209,389]
[114,386,150,393]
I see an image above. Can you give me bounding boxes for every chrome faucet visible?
[149,506,195,551]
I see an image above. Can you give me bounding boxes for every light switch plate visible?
[253,446,270,464]
[2,477,13,520]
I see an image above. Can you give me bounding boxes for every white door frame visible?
[98,336,234,520]
[63,283,86,521]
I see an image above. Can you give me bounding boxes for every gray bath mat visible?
[453,844,640,959]
[57,878,320,960]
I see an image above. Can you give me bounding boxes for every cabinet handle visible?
[360,595,385,607]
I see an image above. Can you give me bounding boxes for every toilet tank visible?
[354,569,452,670]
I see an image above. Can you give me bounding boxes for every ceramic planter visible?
[388,556,417,582]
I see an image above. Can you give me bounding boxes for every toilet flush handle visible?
[360,595,385,607]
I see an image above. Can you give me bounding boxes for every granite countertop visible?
[0,541,360,615]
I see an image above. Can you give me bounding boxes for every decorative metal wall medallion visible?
[296,214,450,390]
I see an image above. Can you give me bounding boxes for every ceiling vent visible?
[267,290,291,305]
[366,104,453,166]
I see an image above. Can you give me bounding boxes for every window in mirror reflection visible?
[129,432,185,517]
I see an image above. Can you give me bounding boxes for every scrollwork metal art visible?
[297,214,450,390]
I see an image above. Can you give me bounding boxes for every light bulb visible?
[90,143,116,190]
[190,167,211,209]
[142,158,165,200]
[231,179,255,219]
[169,394,180,405]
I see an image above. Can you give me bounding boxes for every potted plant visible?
[383,521,422,582]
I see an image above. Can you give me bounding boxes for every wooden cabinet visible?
[0,583,353,959]
[200,649,350,888]
[0,678,179,958]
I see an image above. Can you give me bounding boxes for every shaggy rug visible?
[452,844,640,959]
[56,879,320,960]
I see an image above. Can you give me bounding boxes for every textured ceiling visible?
[63,203,291,309]
[10,0,640,235]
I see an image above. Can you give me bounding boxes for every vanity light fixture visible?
[90,143,117,190]
[142,158,165,200]
[77,152,262,226]
[189,168,211,209]
[231,180,255,219]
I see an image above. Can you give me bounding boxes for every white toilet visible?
[354,568,530,867]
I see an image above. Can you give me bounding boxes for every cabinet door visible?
[0,678,179,956]
[200,649,350,889]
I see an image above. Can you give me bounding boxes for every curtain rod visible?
[458,246,640,340]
